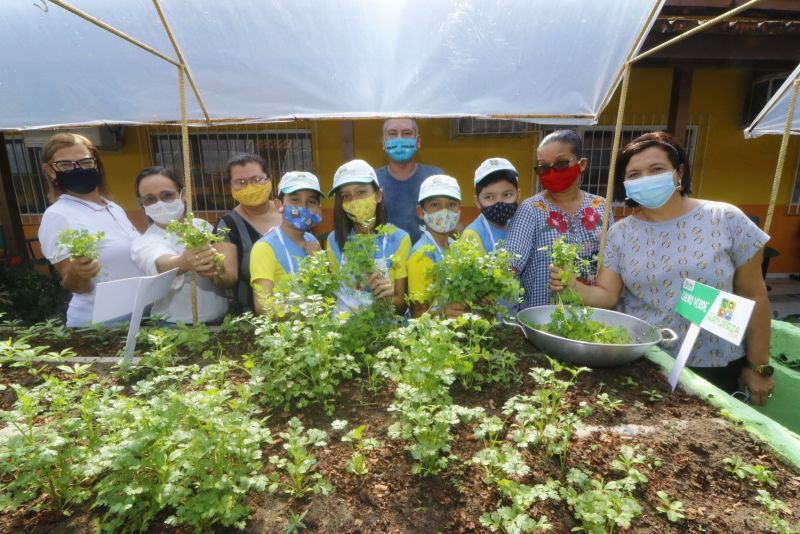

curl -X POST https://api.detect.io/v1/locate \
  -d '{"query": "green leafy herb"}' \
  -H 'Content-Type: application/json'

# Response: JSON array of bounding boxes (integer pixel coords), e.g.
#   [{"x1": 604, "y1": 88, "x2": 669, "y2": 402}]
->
[
  {"x1": 166, "y1": 212, "x2": 228, "y2": 264},
  {"x1": 55, "y1": 226, "x2": 104, "y2": 260}
]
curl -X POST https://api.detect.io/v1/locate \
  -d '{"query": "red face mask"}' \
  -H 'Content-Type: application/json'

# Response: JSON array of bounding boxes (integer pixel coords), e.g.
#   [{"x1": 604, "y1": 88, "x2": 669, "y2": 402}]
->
[{"x1": 540, "y1": 163, "x2": 581, "y2": 193}]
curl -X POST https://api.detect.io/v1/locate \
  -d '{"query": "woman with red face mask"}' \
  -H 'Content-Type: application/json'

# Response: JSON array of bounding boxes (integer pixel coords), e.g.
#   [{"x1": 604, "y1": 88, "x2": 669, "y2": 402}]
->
[{"x1": 505, "y1": 129, "x2": 613, "y2": 309}]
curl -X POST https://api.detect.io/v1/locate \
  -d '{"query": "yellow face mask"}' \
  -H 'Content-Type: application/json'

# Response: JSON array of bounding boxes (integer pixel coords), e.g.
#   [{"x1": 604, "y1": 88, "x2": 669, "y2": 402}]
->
[
  {"x1": 232, "y1": 182, "x2": 271, "y2": 207},
  {"x1": 342, "y1": 194, "x2": 378, "y2": 227}
]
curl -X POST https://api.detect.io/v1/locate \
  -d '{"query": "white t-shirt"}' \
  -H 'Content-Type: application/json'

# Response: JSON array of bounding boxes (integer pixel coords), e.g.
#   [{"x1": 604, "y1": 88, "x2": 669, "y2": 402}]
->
[
  {"x1": 130, "y1": 218, "x2": 228, "y2": 324},
  {"x1": 38, "y1": 194, "x2": 143, "y2": 327}
]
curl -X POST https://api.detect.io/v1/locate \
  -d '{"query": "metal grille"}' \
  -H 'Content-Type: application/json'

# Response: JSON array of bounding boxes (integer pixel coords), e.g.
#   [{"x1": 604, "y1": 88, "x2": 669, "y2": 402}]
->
[
  {"x1": 147, "y1": 121, "x2": 314, "y2": 213},
  {"x1": 538, "y1": 117, "x2": 704, "y2": 216},
  {"x1": 452, "y1": 117, "x2": 538, "y2": 136},
  {"x1": 3, "y1": 136, "x2": 49, "y2": 222}
]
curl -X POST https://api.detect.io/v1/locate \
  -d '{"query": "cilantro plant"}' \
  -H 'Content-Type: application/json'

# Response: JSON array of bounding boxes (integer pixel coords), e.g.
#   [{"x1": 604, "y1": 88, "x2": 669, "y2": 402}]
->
[
  {"x1": 290, "y1": 249, "x2": 343, "y2": 299},
  {"x1": 339, "y1": 224, "x2": 395, "y2": 287},
  {"x1": 54, "y1": 226, "x2": 104, "y2": 260},
  {"x1": 755, "y1": 489, "x2": 799, "y2": 534},
  {"x1": 331, "y1": 420, "x2": 381, "y2": 476},
  {"x1": 166, "y1": 212, "x2": 229, "y2": 264},
  {"x1": 424, "y1": 237, "x2": 522, "y2": 314},
  {"x1": 268, "y1": 417, "x2": 331, "y2": 498},
  {"x1": 479, "y1": 478, "x2": 559, "y2": 534},
  {"x1": 91, "y1": 364, "x2": 271, "y2": 533},
  {"x1": 534, "y1": 237, "x2": 630, "y2": 344},
  {"x1": 248, "y1": 294, "x2": 358, "y2": 414}
]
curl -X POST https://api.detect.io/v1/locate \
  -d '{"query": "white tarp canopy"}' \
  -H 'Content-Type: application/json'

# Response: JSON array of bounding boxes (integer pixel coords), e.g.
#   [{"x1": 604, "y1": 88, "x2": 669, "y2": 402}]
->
[
  {"x1": 745, "y1": 63, "x2": 800, "y2": 138},
  {"x1": 1, "y1": 0, "x2": 663, "y2": 130}
]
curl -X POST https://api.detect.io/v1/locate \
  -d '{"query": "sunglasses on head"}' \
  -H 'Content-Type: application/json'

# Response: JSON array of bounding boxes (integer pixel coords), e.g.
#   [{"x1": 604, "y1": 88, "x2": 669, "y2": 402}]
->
[{"x1": 534, "y1": 159, "x2": 576, "y2": 176}]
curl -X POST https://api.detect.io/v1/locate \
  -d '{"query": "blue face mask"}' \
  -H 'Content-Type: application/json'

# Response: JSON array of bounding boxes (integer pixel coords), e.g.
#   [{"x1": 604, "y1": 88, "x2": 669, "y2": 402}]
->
[
  {"x1": 283, "y1": 205, "x2": 322, "y2": 231},
  {"x1": 624, "y1": 171, "x2": 678, "y2": 209},
  {"x1": 384, "y1": 137, "x2": 418, "y2": 163}
]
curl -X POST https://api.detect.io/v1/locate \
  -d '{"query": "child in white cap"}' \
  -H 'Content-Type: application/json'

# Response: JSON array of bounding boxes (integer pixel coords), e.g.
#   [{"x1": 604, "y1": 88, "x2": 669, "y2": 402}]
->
[
  {"x1": 327, "y1": 159, "x2": 412, "y2": 315},
  {"x1": 461, "y1": 157, "x2": 520, "y2": 253},
  {"x1": 408, "y1": 174, "x2": 463, "y2": 317},
  {"x1": 250, "y1": 171, "x2": 323, "y2": 314}
]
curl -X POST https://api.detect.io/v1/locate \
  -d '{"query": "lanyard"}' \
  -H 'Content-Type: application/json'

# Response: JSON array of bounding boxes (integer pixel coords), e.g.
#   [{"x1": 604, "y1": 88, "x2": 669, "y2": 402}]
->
[
  {"x1": 480, "y1": 214, "x2": 498, "y2": 251},
  {"x1": 423, "y1": 230, "x2": 445, "y2": 258},
  {"x1": 273, "y1": 227, "x2": 298, "y2": 276}
]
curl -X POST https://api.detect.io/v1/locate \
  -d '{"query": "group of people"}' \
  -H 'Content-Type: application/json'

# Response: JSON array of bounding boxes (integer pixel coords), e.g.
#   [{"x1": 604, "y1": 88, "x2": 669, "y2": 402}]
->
[{"x1": 37, "y1": 117, "x2": 774, "y2": 403}]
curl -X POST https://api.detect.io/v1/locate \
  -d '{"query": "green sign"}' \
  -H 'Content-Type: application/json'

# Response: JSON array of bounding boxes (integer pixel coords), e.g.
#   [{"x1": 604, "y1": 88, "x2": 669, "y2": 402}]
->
[{"x1": 675, "y1": 278, "x2": 754, "y2": 346}]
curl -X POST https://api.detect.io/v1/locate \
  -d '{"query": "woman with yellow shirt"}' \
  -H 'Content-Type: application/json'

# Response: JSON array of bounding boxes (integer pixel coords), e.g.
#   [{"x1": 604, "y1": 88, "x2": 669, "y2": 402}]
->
[
  {"x1": 326, "y1": 160, "x2": 411, "y2": 316},
  {"x1": 250, "y1": 172, "x2": 323, "y2": 314}
]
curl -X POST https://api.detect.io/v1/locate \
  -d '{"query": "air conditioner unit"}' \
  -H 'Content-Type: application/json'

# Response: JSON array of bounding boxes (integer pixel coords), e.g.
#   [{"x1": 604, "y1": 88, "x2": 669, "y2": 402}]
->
[{"x1": 22, "y1": 126, "x2": 124, "y2": 152}]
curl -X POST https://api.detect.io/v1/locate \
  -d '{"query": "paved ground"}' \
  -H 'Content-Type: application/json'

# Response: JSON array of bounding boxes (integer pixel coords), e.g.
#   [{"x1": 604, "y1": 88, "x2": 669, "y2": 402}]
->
[{"x1": 767, "y1": 276, "x2": 800, "y2": 323}]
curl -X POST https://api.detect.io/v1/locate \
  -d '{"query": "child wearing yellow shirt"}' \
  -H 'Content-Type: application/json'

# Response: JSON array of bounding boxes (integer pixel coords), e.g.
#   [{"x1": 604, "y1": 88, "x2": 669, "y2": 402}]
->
[
  {"x1": 250, "y1": 172, "x2": 323, "y2": 314},
  {"x1": 326, "y1": 159, "x2": 411, "y2": 315},
  {"x1": 408, "y1": 174, "x2": 463, "y2": 318}
]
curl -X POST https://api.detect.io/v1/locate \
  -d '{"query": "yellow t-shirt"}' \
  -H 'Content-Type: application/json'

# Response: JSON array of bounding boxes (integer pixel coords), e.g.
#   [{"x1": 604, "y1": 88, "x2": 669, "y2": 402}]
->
[
  {"x1": 250, "y1": 241, "x2": 288, "y2": 287},
  {"x1": 459, "y1": 228, "x2": 485, "y2": 254},
  {"x1": 407, "y1": 232, "x2": 451, "y2": 303}
]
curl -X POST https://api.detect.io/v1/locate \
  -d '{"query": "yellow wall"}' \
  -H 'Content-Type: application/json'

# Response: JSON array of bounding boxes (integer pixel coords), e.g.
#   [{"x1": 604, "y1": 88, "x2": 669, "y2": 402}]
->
[{"x1": 58, "y1": 66, "x2": 800, "y2": 271}]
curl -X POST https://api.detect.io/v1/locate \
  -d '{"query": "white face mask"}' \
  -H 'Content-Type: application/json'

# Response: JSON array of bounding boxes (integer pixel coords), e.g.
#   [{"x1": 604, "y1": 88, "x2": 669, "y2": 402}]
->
[
  {"x1": 423, "y1": 208, "x2": 460, "y2": 234},
  {"x1": 145, "y1": 198, "x2": 185, "y2": 225}
]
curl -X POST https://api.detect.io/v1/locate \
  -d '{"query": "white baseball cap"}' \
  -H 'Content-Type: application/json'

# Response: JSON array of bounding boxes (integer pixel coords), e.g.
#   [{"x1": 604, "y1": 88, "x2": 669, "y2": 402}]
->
[
  {"x1": 474, "y1": 157, "x2": 519, "y2": 186},
  {"x1": 418, "y1": 174, "x2": 462, "y2": 203},
  {"x1": 278, "y1": 171, "x2": 322, "y2": 196},
  {"x1": 328, "y1": 159, "x2": 380, "y2": 197}
]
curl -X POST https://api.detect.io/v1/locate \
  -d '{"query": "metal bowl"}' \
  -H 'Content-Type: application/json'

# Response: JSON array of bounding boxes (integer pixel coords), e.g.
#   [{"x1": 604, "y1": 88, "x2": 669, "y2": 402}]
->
[{"x1": 504, "y1": 305, "x2": 677, "y2": 368}]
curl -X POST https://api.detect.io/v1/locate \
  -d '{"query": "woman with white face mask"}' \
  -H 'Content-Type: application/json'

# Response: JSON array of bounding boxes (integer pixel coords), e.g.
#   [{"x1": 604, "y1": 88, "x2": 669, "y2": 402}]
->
[
  {"x1": 550, "y1": 132, "x2": 774, "y2": 405},
  {"x1": 130, "y1": 166, "x2": 232, "y2": 324}
]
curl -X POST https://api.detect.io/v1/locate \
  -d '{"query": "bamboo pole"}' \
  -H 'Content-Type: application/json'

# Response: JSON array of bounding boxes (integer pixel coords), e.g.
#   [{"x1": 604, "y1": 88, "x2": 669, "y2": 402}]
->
[
  {"x1": 763, "y1": 79, "x2": 800, "y2": 235},
  {"x1": 179, "y1": 66, "x2": 199, "y2": 323},
  {"x1": 597, "y1": 62, "x2": 632, "y2": 265},
  {"x1": 47, "y1": 0, "x2": 179, "y2": 67},
  {"x1": 152, "y1": 0, "x2": 211, "y2": 124}
]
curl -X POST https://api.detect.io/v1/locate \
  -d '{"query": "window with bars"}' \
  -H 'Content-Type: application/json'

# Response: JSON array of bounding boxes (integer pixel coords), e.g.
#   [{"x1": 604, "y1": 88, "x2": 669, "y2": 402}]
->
[
  {"x1": 148, "y1": 126, "x2": 313, "y2": 212},
  {"x1": 4, "y1": 137, "x2": 49, "y2": 220},
  {"x1": 451, "y1": 117, "x2": 538, "y2": 136},
  {"x1": 538, "y1": 125, "x2": 698, "y2": 201}
]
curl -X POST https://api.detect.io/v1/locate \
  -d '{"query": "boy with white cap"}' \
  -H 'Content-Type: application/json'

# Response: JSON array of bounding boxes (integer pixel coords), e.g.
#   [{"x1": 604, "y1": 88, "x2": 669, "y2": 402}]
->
[
  {"x1": 327, "y1": 159, "x2": 411, "y2": 315},
  {"x1": 250, "y1": 171, "x2": 323, "y2": 314},
  {"x1": 461, "y1": 157, "x2": 520, "y2": 254},
  {"x1": 408, "y1": 174, "x2": 463, "y2": 317}
]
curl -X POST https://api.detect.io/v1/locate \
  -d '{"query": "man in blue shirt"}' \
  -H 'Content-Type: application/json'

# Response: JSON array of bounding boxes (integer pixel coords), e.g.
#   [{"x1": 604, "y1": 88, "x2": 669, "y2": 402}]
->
[{"x1": 375, "y1": 118, "x2": 443, "y2": 243}]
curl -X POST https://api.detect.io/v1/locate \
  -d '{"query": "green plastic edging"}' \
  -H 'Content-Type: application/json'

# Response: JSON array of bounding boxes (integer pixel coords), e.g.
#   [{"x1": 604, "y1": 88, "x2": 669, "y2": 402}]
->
[
  {"x1": 770, "y1": 319, "x2": 800, "y2": 367},
  {"x1": 645, "y1": 347, "x2": 800, "y2": 471},
  {"x1": 752, "y1": 361, "x2": 800, "y2": 436}
]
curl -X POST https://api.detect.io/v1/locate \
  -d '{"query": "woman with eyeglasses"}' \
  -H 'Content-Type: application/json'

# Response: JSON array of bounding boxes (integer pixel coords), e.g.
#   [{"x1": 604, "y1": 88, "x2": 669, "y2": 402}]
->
[
  {"x1": 550, "y1": 132, "x2": 774, "y2": 404},
  {"x1": 130, "y1": 166, "x2": 232, "y2": 324},
  {"x1": 213, "y1": 153, "x2": 283, "y2": 313},
  {"x1": 505, "y1": 129, "x2": 613, "y2": 309},
  {"x1": 37, "y1": 133, "x2": 143, "y2": 327}
]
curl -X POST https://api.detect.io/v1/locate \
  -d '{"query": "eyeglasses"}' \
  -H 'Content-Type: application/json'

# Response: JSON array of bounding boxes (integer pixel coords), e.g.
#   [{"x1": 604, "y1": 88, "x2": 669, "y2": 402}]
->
[
  {"x1": 140, "y1": 189, "x2": 180, "y2": 207},
  {"x1": 50, "y1": 157, "x2": 97, "y2": 172},
  {"x1": 231, "y1": 175, "x2": 269, "y2": 189},
  {"x1": 534, "y1": 159, "x2": 575, "y2": 176}
]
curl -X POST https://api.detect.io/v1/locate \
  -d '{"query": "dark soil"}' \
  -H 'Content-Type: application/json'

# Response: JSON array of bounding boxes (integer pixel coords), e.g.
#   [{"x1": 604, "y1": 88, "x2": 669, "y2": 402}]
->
[{"x1": 1, "y1": 326, "x2": 798, "y2": 534}]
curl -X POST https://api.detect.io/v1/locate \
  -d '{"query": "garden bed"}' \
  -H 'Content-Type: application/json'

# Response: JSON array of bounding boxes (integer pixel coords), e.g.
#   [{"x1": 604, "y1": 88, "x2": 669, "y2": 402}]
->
[{"x1": 1, "y1": 313, "x2": 799, "y2": 534}]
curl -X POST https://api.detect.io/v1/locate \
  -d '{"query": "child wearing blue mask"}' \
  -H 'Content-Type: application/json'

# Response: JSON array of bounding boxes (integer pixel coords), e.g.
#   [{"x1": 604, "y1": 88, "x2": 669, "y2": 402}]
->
[
  {"x1": 250, "y1": 171, "x2": 323, "y2": 314},
  {"x1": 550, "y1": 131, "x2": 774, "y2": 404}
]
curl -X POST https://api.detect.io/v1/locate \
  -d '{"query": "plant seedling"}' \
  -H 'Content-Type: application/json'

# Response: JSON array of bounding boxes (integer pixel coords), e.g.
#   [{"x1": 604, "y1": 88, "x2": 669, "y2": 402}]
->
[{"x1": 656, "y1": 490, "x2": 686, "y2": 522}]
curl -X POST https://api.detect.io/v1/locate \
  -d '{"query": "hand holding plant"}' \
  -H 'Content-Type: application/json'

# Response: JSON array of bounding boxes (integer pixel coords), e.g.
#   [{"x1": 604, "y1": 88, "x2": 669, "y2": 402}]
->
[
  {"x1": 55, "y1": 227, "x2": 104, "y2": 279},
  {"x1": 166, "y1": 212, "x2": 228, "y2": 267}
]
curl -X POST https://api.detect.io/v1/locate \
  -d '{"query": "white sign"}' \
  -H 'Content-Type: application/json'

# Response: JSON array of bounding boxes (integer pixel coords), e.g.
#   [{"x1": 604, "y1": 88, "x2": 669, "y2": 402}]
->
[
  {"x1": 92, "y1": 269, "x2": 178, "y2": 361},
  {"x1": 668, "y1": 279, "x2": 756, "y2": 391}
]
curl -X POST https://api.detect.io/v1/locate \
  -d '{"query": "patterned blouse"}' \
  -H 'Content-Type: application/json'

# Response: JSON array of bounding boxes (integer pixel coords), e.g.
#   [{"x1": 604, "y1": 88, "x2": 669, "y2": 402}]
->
[
  {"x1": 604, "y1": 201, "x2": 768, "y2": 367},
  {"x1": 505, "y1": 192, "x2": 612, "y2": 309}
]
